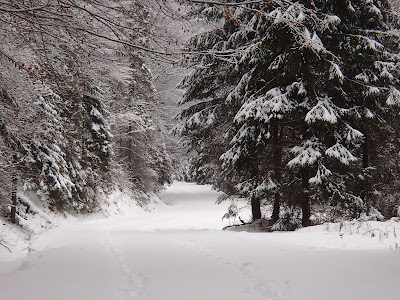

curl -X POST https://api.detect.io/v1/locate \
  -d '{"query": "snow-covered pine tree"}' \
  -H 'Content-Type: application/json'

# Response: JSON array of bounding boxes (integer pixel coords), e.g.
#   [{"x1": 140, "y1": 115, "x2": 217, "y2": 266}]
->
[
  {"x1": 215, "y1": 1, "x2": 364, "y2": 227},
  {"x1": 178, "y1": 1, "x2": 346, "y2": 224},
  {"x1": 29, "y1": 89, "x2": 75, "y2": 211},
  {"x1": 68, "y1": 90, "x2": 113, "y2": 211},
  {"x1": 317, "y1": 0, "x2": 400, "y2": 218},
  {"x1": 0, "y1": 88, "x2": 32, "y2": 221},
  {"x1": 176, "y1": 4, "x2": 250, "y2": 214},
  {"x1": 0, "y1": 30, "x2": 114, "y2": 214},
  {"x1": 35, "y1": 39, "x2": 114, "y2": 211},
  {"x1": 179, "y1": 0, "x2": 400, "y2": 226}
]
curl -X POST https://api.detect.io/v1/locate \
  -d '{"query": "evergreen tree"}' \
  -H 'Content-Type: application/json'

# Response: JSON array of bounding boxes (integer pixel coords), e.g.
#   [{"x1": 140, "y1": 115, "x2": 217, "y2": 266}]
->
[
  {"x1": 179, "y1": 0, "x2": 400, "y2": 226},
  {"x1": 319, "y1": 0, "x2": 400, "y2": 217}
]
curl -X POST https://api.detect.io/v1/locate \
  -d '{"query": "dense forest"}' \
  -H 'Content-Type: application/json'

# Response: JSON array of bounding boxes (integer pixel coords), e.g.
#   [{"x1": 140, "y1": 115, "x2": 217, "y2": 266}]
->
[
  {"x1": 0, "y1": 0, "x2": 178, "y2": 223},
  {"x1": 1, "y1": 0, "x2": 400, "y2": 231}
]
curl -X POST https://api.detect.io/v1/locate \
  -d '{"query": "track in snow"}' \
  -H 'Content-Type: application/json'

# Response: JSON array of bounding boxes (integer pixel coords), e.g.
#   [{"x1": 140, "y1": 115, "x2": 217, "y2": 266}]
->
[{"x1": 0, "y1": 182, "x2": 399, "y2": 300}]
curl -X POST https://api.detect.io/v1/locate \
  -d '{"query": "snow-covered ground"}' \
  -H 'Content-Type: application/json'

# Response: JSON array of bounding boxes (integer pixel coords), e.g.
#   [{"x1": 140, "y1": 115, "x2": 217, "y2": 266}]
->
[{"x1": 0, "y1": 181, "x2": 400, "y2": 300}]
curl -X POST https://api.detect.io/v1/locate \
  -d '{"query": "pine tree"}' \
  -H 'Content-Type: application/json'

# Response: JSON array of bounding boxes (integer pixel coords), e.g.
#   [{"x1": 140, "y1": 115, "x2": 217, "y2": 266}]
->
[
  {"x1": 318, "y1": 0, "x2": 400, "y2": 217},
  {"x1": 179, "y1": 0, "x2": 400, "y2": 226},
  {"x1": 177, "y1": 10, "x2": 246, "y2": 213}
]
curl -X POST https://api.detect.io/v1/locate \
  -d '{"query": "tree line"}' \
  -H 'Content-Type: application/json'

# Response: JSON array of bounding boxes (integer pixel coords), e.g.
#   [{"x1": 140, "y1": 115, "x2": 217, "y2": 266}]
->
[{"x1": 2, "y1": 0, "x2": 400, "y2": 229}]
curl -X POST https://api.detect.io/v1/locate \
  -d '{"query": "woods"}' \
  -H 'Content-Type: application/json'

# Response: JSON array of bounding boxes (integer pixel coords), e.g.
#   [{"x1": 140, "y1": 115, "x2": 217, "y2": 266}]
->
[
  {"x1": 1, "y1": 0, "x2": 400, "y2": 230},
  {"x1": 2, "y1": 3, "x2": 400, "y2": 299},
  {"x1": 0, "y1": 0, "x2": 174, "y2": 221},
  {"x1": 178, "y1": 0, "x2": 400, "y2": 228}
]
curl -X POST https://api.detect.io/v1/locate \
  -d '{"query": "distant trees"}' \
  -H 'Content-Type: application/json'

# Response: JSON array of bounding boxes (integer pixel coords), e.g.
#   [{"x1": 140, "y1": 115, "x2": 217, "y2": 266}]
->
[
  {"x1": 109, "y1": 55, "x2": 173, "y2": 195},
  {"x1": 0, "y1": 0, "x2": 175, "y2": 221},
  {"x1": 178, "y1": 0, "x2": 400, "y2": 226}
]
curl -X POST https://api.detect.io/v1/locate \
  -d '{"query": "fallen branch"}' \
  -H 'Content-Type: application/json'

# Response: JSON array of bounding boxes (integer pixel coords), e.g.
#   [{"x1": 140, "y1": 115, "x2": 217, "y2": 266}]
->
[{"x1": 0, "y1": 241, "x2": 12, "y2": 253}]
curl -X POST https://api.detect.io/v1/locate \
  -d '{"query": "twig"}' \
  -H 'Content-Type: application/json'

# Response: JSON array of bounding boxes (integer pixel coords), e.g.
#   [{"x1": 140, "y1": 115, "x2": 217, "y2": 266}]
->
[{"x1": 0, "y1": 241, "x2": 12, "y2": 253}]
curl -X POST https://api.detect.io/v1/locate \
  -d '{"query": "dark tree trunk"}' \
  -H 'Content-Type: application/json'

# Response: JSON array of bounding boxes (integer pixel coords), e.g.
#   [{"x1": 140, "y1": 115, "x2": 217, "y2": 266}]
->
[
  {"x1": 299, "y1": 123, "x2": 311, "y2": 227},
  {"x1": 301, "y1": 194, "x2": 311, "y2": 227},
  {"x1": 301, "y1": 171, "x2": 311, "y2": 227},
  {"x1": 250, "y1": 156, "x2": 262, "y2": 221},
  {"x1": 271, "y1": 121, "x2": 282, "y2": 223},
  {"x1": 362, "y1": 138, "x2": 369, "y2": 169},
  {"x1": 362, "y1": 135, "x2": 370, "y2": 215},
  {"x1": 271, "y1": 193, "x2": 280, "y2": 223},
  {"x1": 251, "y1": 194, "x2": 261, "y2": 221}
]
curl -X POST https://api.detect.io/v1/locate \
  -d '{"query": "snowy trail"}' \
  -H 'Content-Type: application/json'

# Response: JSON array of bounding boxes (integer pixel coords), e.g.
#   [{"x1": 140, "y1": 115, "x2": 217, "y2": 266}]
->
[{"x1": 0, "y1": 182, "x2": 400, "y2": 300}]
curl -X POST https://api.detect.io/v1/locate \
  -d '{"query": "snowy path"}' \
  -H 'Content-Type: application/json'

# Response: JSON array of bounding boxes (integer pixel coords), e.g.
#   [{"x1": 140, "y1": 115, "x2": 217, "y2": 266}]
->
[{"x1": 1, "y1": 182, "x2": 400, "y2": 300}]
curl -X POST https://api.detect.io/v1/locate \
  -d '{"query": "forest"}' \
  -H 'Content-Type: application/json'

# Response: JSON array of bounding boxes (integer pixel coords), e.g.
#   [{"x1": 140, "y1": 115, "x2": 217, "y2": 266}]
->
[
  {"x1": 1, "y1": 1, "x2": 400, "y2": 299},
  {"x1": 1, "y1": 0, "x2": 400, "y2": 231}
]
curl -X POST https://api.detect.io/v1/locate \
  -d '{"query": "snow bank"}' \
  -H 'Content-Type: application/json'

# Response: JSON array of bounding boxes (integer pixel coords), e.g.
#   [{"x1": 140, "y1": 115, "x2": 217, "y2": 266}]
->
[
  {"x1": 1, "y1": 187, "x2": 160, "y2": 261},
  {"x1": 294, "y1": 218, "x2": 400, "y2": 250},
  {"x1": 228, "y1": 218, "x2": 400, "y2": 250},
  {"x1": 0, "y1": 221, "x2": 30, "y2": 261},
  {"x1": 99, "y1": 189, "x2": 163, "y2": 217}
]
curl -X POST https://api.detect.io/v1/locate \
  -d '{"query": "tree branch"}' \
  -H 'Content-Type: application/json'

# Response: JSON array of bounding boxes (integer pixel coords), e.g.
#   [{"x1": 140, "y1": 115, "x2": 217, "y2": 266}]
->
[
  {"x1": 0, "y1": 2, "x2": 49, "y2": 13},
  {"x1": 0, "y1": 241, "x2": 12, "y2": 253}
]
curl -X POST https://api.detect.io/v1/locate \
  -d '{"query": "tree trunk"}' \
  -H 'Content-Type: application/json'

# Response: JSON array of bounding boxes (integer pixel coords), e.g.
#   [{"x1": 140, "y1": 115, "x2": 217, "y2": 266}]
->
[
  {"x1": 301, "y1": 172, "x2": 311, "y2": 227},
  {"x1": 10, "y1": 170, "x2": 17, "y2": 224},
  {"x1": 251, "y1": 194, "x2": 261, "y2": 221},
  {"x1": 271, "y1": 121, "x2": 282, "y2": 223},
  {"x1": 301, "y1": 194, "x2": 310, "y2": 227},
  {"x1": 362, "y1": 136, "x2": 370, "y2": 215},
  {"x1": 362, "y1": 138, "x2": 369, "y2": 169},
  {"x1": 250, "y1": 156, "x2": 262, "y2": 221},
  {"x1": 271, "y1": 193, "x2": 280, "y2": 224},
  {"x1": 299, "y1": 123, "x2": 311, "y2": 227},
  {"x1": 128, "y1": 123, "x2": 132, "y2": 164}
]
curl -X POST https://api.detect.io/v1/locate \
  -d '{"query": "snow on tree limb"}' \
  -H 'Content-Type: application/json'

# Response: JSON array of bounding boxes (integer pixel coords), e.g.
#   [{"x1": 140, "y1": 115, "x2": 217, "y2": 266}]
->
[
  {"x1": 305, "y1": 98, "x2": 338, "y2": 124},
  {"x1": 329, "y1": 61, "x2": 344, "y2": 83},
  {"x1": 325, "y1": 143, "x2": 357, "y2": 165},
  {"x1": 345, "y1": 124, "x2": 364, "y2": 144},
  {"x1": 309, "y1": 164, "x2": 332, "y2": 185},
  {"x1": 287, "y1": 140, "x2": 322, "y2": 167},
  {"x1": 386, "y1": 86, "x2": 400, "y2": 106}
]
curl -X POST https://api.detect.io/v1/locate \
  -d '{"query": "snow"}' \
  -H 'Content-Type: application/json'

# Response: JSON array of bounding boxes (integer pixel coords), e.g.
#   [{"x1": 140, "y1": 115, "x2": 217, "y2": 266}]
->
[
  {"x1": 268, "y1": 54, "x2": 288, "y2": 71},
  {"x1": 329, "y1": 62, "x2": 344, "y2": 83},
  {"x1": 325, "y1": 142, "x2": 357, "y2": 165},
  {"x1": 375, "y1": 61, "x2": 395, "y2": 80},
  {"x1": 363, "y1": 36, "x2": 383, "y2": 51},
  {"x1": 0, "y1": 182, "x2": 400, "y2": 299},
  {"x1": 17, "y1": 193, "x2": 53, "y2": 224},
  {"x1": 345, "y1": 124, "x2": 363, "y2": 144},
  {"x1": 368, "y1": 3, "x2": 382, "y2": 17},
  {"x1": 386, "y1": 86, "x2": 400, "y2": 106},
  {"x1": 302, "y1": 28, "x2": 325, "y2": 53},
  {"x1": 234, "y1": 85, "x2": 295, "y2": 124},
  {"x1": 355, "y1": 71, "x2": 370, "y2": 83},
  {"x1": 287, "y1": 139, "x2": 322, "y2": 167},
  {"x1": 305, "y1": 98, "x2": 338, "y2": 124},
  {"x1": 324, "y1": 15, "x2": 341, "y2": 28},
  {"x1": 0, "y1": 222, "x2": 29, "y2": 261},
  {"x1": 309, "y1": 164, "x2": 332, "y2": 185}
]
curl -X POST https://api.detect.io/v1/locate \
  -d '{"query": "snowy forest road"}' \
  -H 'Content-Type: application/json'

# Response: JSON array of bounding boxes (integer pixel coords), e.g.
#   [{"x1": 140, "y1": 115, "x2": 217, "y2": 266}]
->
[{"x1": 0, "y1": 182, "x2": 400, "y2": 300}]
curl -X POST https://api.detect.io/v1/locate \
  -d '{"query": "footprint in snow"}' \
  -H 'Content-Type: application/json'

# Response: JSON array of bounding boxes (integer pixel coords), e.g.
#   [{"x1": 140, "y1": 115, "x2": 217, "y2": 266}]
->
[{"x1": 103, "y1": 230, "x2": 146, "y2": 298}]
